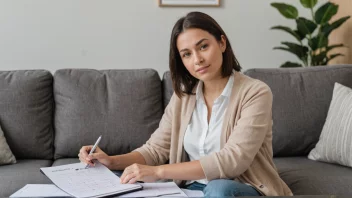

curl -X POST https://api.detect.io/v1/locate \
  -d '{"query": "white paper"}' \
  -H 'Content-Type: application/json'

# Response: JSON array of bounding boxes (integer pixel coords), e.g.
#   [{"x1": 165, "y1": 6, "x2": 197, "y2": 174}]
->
[
  {"x1": 119, "y1": 182, "x2": 187, "y2": 197},
  {"x1": 10, "y1": 183, "x2": 204, "y2": 198},
  {"x1": 10, "y1": 184, "x2": 72, "y2": 197},
  {"x1": 40, "y1": 162, "x2": 141, "y2": 198},
  {"x1": 181, "y1": 188, "x2": 204, "y2": 197}
]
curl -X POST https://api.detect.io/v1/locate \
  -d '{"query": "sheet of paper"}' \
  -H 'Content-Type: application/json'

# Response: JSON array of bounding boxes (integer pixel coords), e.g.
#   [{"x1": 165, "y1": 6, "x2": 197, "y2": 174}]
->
[
  {"x1": 119, "y1": 182, "x2": 187, "y2": 197},
  {"x1": 9, "y1": 184, "x2": 201, "y2": 198},
  {"x1": 180, "y1": 188, "x2": 204, "y2": 197},
  {"x1": 10, "y1": 184, "x2": 72, "y2": 197},
  {"x1": 40, "y1": 162, "x2": 141, "y2": 198}
]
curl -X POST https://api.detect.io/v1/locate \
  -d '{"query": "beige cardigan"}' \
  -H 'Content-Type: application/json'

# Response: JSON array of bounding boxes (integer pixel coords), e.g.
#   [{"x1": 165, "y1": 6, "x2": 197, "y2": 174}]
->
[{"x1": 135, "y1": 71, "x2": 293, "y2": 196}]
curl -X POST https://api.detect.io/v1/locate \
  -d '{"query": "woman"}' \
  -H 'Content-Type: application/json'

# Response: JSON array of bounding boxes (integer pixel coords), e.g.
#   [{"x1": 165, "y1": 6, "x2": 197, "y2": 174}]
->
[{"x1": 79, "y1": 11, "x2": 292, "y2": 197}]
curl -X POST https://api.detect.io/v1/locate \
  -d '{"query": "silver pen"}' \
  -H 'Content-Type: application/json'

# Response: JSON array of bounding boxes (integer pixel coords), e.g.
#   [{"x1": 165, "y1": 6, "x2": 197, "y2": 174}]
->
[{"x1": 85, "y1": 135, "x2": 102, "y2": 169}]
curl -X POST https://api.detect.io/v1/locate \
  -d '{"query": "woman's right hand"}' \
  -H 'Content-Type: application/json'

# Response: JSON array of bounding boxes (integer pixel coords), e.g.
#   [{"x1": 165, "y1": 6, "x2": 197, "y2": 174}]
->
[{"x1": 78, "y1": 146, "x2": 113, "y2": 169}]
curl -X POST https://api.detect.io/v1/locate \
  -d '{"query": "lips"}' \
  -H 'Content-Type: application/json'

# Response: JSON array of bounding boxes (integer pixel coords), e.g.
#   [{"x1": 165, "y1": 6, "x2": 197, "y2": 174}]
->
[{"x1": 196, "y1": 65, "x2": 210, "y2": 72}]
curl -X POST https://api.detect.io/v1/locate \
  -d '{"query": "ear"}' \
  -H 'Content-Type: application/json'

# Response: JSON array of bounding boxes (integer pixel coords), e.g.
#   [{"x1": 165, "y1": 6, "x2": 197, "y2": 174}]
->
[{"x1": 220, "y1": 35, "x2": 227, "y2": 53}]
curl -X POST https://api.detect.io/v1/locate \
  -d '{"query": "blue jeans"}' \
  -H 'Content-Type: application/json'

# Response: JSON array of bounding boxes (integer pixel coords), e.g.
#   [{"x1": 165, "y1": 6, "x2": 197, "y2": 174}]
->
[{"x1": 185, "y1": 180, "x2": 261, "y2": 197}]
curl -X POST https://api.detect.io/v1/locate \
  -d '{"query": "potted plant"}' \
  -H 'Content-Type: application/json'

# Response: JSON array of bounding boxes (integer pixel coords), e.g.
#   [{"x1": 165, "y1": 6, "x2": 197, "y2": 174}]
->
[{"x1": 271, "y1": 0, "x2": 350, "y2": 67}]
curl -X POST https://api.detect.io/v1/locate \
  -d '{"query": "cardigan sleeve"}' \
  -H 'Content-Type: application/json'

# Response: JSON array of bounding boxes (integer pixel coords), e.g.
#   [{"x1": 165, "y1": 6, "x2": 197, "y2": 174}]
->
[
  {"x1": 134, "y1": 93, "x2": 176, "y2": 166},
  {"x1": 199, "y1": 80, "x2": 273, "y2": 180}
]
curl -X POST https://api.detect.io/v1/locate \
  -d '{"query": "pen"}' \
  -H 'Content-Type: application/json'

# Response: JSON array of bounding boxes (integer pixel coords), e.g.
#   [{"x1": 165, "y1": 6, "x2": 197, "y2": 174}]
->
[{"x1": 85, "y1": 135, "x2": 102, "y2": 169}]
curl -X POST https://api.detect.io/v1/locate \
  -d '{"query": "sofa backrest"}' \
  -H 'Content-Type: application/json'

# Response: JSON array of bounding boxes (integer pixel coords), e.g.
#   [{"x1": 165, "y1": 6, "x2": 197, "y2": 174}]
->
[
  {"x1": 53, "y1": 69, "x2": 163, "y2": 159},
  {"x1": 0, "y1": 70, "x2": 54, "y2": 159},
  {"x1": 245, "y1": 65, "x2": 352, "y2": 156}
]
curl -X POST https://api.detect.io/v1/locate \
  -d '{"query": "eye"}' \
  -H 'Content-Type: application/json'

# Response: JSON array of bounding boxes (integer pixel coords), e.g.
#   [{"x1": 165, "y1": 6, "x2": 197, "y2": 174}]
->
[
  {"x1": 182, "y1": 52, "x2": 191, "y2": 58},
  {"x1": 200, "y1": 44, "x2": 208, "y2": 50}
]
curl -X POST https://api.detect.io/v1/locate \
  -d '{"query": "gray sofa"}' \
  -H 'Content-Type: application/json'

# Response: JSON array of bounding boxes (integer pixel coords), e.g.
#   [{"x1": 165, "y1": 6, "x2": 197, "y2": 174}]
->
[{"x1": 1, "y1": 65, "x2": 352, "y2": 197}]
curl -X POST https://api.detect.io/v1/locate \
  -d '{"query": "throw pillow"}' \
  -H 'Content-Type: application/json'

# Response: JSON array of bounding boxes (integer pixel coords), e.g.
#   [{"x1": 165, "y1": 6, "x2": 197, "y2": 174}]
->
[
  {"x1": 308, "y1": 82, "x2": 352, "y2": 167},
  {"x1": 0, "y1": 124, "x2": 16, "y2": 165}
]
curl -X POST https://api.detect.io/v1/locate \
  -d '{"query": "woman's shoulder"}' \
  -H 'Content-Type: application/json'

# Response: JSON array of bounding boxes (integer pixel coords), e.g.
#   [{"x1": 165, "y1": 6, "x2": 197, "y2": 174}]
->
[{"x1": 234, "y1": 71, "x2": 272, "y2": 95}]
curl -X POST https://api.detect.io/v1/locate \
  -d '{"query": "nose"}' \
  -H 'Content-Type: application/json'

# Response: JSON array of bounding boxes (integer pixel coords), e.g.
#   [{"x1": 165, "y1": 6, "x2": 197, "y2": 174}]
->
[{"x1": 194, "y1": 53, "x2": 205, "y2": 66}]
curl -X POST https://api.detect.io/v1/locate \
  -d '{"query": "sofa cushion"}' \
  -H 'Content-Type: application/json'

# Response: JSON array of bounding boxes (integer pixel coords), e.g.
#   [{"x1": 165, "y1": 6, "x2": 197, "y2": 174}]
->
[
  {"x1": 244, "y1": 65, "x2": 352, "y2": 156},
  {"x1": 308, "y1": 83, "x2": 352, "y2": 168},
  {"x1": 52, "y1": 158, "x2": 80, "y2": 166},
  {"x1": 0, "y1": 159, "x2": 53, "y2": 197},
  {"x1": 54, "y1": 69, "x2": 163, "y2": 159},
  {"x1": 0, "y1": 124, "x2": 16, "y2": 165},
  {"x1": 0, "y1": 70, "x2": 54, "y2": 159},
  {"x1": 274, "y1": 157, "x2": 352, "y2": 195}
]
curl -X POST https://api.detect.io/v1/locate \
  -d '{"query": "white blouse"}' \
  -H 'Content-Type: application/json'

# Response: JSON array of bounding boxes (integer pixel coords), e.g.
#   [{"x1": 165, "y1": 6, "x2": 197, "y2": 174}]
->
[{"x1": 183, "y1": 72, "x2": 234, "y2": 184}]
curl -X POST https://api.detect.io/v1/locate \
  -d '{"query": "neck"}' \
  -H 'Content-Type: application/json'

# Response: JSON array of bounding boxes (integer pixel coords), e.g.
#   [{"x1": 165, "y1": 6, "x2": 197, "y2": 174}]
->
[{"x1": 203, "y1": 75, "x2": 230, "y2": 99}]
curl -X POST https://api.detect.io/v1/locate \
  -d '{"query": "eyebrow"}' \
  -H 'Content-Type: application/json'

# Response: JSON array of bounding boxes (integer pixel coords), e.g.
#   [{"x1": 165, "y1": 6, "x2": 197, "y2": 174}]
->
[{"x1": 179, "y1": 38, "x2": 208, "y2": 53}]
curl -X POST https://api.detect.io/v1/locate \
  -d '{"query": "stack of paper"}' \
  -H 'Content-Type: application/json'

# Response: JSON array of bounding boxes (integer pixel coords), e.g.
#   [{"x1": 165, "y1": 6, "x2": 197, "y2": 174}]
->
[
  {"x1": 10, "y1": 183, "x2": 205, "y2": 198},
  {"x1": 10, "y1": 184, "x2": 72, "y2": 197},
  {"x1": 119, "y1": 182, "x2": 187, "y2": 197},
  {"x1": 39, "y1": 162, "x2": 142, "y2": 198}
]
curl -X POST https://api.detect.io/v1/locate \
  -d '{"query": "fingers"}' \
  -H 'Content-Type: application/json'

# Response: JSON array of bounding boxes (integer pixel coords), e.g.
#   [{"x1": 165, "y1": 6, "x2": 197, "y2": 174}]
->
[
  {"x1": 128, "y1": 177, "x2": 137, "y2": 184},
  {"x1": 95, "y1": 146, "x2": 102, "y2": 152},
  {"x1": 79, "y1": 155, "x2": 94, "y2": 166},
  {"x1": 121, "y1": 169, "x2": 138, "y2": 184},
  {"x1": 79, "y1": 146, "x2": 93, "y2": 159},
  {"x1": 121, "y1": 164, "x2": 144, "y2": 184},
  {"x1": 120, "y1": 168, "x2": 129, "y2": 183},
  {"x1": 78, "y1": 153, "x2": 94, "y2": 166},
  {"x1": 78, "y1": 146, "x2": 94, "y2": 165}
]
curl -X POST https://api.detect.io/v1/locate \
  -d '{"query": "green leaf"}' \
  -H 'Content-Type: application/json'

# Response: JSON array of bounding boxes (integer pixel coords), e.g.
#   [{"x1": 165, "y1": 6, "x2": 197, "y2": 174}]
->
[
  {"x1": 308, "y1": 33, "x2": 328, "y2": 51},
  {"x1": 280, "y1": 61, "x2": 303, "y2": 68},
  {"x1": 300, "y1": 0, "x2": 318, "y2": 8},
  {"x1": 315, "y1": 2, "x2": 338, "y2": 24},
  {"x1": 327, "y1": 53, "x2": 344, "y2": 62},
  {"x1": 296, "y1": 17, "x2": 317, "y2": 36},
  {"x1": 326, "y1": 44, "x2": 345, "y2": 53},
  {"x1": 274, "y1": 42, "x2": 308, "y2": 61},
  {"x1": 271, "y1": 3, "x2": 298, "y2": 19},
  {"x1": 294, "y1": 30, "x2": 305, "y2": 40},
  {"x1": 271, "y1": 26, "x2": 304, "y2": 41},
  {"x1": 311, "y1": 52, "x2": 327, "y2": 65},
  {"x1": 321, "y1": 16, "x2": 351, "y2": 36},
  {"x1": 311, "y1": 44, "x2": 346, "y2": 65}
]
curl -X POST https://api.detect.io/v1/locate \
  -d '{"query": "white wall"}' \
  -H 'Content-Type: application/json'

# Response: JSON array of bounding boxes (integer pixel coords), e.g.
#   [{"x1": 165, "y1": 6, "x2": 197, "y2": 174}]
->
[{"x1": 0, "y1": 0, "x2": 328, "y2": 76}]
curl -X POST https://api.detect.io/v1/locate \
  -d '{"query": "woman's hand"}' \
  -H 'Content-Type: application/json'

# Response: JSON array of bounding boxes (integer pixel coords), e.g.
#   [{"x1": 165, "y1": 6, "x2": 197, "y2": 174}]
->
[
  {"x1": 78, "y1": 146, "x2": 113, "y2": 169},
  {"x1": 120, "y1": 164, "x2": 163, "y2": 184}
]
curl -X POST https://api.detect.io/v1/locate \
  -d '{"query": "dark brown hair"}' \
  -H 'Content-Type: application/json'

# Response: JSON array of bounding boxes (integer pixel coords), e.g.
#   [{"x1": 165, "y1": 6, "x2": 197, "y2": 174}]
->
[{"x1": 169, "y1": 11, "x2": 241, "y2": 98}]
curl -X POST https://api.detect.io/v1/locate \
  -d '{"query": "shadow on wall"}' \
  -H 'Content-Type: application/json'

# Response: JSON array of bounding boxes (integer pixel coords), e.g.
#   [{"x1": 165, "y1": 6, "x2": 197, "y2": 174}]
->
[{"x1": 329, "y1": 0, "x2": 352, "y2": 64}]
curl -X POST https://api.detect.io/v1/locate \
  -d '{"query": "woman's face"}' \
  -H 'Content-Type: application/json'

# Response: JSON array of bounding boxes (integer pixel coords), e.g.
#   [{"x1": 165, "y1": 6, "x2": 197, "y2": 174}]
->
[{"x1": 176, "y1": 28, "x2": 226, "y2": 82}]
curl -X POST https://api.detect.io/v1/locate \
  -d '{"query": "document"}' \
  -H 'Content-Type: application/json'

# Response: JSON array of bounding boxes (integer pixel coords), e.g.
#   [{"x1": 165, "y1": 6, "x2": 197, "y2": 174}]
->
[
  {"x1": 10, "y1": 184, "x2": 72, "y2": 197},
  {"x1": 40, "y1": 162, "x2": 142, "y2": 198},
  {"x1": 180, "y1": 188, "x2": 204, "y2": 197},
  {"x1": 10, "y1": 183, "x2": 201, "y2": 198},
  {"x1": 11, "y1": 162, "x2": 202, "y2": 198},
  {"x1": 119, "y1": 182, "x2": 187, "y2": 197}
]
